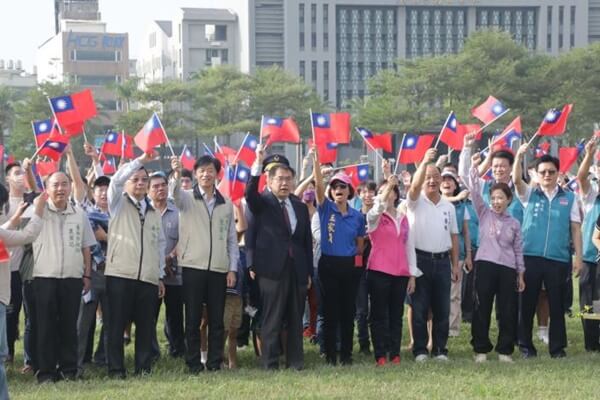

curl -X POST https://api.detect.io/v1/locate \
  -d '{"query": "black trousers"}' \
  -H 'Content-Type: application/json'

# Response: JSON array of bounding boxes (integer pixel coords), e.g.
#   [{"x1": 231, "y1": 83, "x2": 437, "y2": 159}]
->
[
  {"x1": 164, "y1": 284, "x2": 185, "y2": 356},
  {"x1": 470, "y1": 261, "x2": 518, "y2": 355},
  {"x1": 355, "y1": 268, "x2": 370, "y2": 350},
  {"x1": 182, "y1": 268, "x2": 226, "y2": 371},
  {"x1": 22, "y1": 280, "x2": 36, "y2": 370},
  {"x1": 579, "y1": 261, "x2": 600, "y2": 351},
  {"x1": 318, "y1": 255, "x2": 360, "y2": 365},
  {"x1": 7, "y1": 271, "x2": 23, "y2": 358},
  {"x1": 367, "y1": 270, "x2": 408, "y2": 360},
  {"x1": 518, "y1": 256, "x2": 569, "y2": 356},
  {"x1": 33, "y1": 277, "x2": 82, "y2": 382},
  {"x1": 106, "y1": 277, "x2": 158, "y2": 376},
  {"x1": 258, "y1": 257, "x2": 306, "y2": 370}
]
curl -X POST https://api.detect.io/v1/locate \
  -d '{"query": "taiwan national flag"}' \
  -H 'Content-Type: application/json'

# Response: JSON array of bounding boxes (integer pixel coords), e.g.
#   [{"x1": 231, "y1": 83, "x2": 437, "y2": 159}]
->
[
  {"x1": 312, "y1": 112, "x2": 351, "y2": 144},
  {"x1": 558, "y1": 141, "x2": 585, "y2": 173},
  {"x1": 461, "y1": 124, "x2": 483, "y2": 140},
  {"x1": 438, "y1": 112, "x2": 465, "y2": 151},
  {"x1": 397, "y1": 134, "x2": 436, "y2": 165},
  {"x1": 135, "y1": 113, "x2": 168, "y2": 153},
  {"x1": 35, "y1": 160, "x2": 59, "y2": 177},
  {"x1": 356, "y1": 127, "x2": 393, "y2": 153},
  {"x1": 567, "y1": 179, "x2": 580, "y2": 193},
  {"x1": 32, "y1": 119, "x2": 56, "y2": 148},
  {"x1": 49, "y1": 89, "x2": 97, "y2": 127},
  {"x1": 102, "y1": 158, "x2": 117, "y2": 175},
  {"x1": 471, "y1": 96, "x2": 507, "y2": 125},
  {"x1": 492, "y1": 117, "x2": 522, "y2": 151},
  {"x1": 102, "y1": 131, "x2": 135, "y2": 159},
  {"x1": 218, "y1": 164, "x2": 251, "y2": 203},
  {"x1": 344, "y1": 164, "x2": 370, "y2": 187},
  {"x1": 535, "y1": 141, "x2": 551, "y2": 158},
  {"x1": 237, "y1": 134, "x2": 258, "y2": 165},
  {"x1": 180, "y1": 145, "x2": 196, "y2": 171},
  {"x1": 1, "y1": 146, "x2": 15, "y2": 165},
  {"x1": 262, "y1": 116, "x2": 300, "y2": 145},
  {"x1": 214, "y1": 142, "x2": 237, "y2": 166},
  {"x1": 309, "y1": 138, "x2": 338, "y2": 164},
  {"x1": 38, "y1": 134, "x2": 70, "y2": 161},
  {"x1": 538, "y1": 104, "x2": 573, "y2": 136}
]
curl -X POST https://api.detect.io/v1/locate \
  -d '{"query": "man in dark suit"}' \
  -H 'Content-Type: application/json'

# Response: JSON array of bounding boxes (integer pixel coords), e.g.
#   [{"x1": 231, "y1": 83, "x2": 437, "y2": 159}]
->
[{"x1": 245, "y1": 146, "x2": 313, "y2": 370}]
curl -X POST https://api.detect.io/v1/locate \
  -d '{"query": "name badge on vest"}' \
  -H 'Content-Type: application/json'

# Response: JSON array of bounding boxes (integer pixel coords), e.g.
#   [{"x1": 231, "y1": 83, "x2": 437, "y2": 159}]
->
[{"x1": 559, "y1": 197, "x2": 569, "y2": 206}]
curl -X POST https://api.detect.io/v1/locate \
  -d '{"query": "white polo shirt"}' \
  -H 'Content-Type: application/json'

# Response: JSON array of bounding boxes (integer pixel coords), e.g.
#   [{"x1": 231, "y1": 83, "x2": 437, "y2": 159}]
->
[{"x1": 406, "y1": 192, "x2": 459, "y2": 253}]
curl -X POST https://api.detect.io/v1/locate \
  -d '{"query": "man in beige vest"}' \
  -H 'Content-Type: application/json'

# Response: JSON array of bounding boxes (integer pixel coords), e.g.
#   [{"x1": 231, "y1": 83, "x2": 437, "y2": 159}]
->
[
  {"x1": 32, "y1": 172, "x2": 96, "y2": 383},
  {"x1": 105, "y1": 151, "x2": 166, "y2": 378},
  {"x1": 170, "y1": 155, "x2": 238, "y2": 373}
]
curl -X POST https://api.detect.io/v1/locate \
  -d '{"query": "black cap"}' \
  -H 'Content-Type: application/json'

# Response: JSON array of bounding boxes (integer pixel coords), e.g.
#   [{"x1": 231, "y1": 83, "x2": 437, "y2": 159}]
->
[
  {"x1": 93, "y1": 176, "x2": 111, "y2": 188},
  {"x1": 262, "y1": 154, "x2": 290, "y2": 173}
]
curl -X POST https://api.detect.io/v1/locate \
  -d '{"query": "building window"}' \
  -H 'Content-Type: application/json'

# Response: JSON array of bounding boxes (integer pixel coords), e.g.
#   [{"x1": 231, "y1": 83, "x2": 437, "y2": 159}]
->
[
  {"x1": 312, "y1": 33, "x2": 317, "y2": 49},
  {"x1": 299, "y1": 4, "x2": 305, "y2": 50},
  {"x1": 149, "y1": 32, "x2": 156, "y2": 48},
  {"x1": 221, "y1": 49, "x2": 228, "y2": 64},
  {"x1": 311, "y1": 61, "x2": 317, "y2": 88},
  {"x1": 115, "y1": 50, "x2": 122, "y2": 62},
  {"x1": 115, "y1": 75, "x2": 122, "y2": 84},
  {"x1": 70, "y1": 49, "x2": 76, "y2": 61},
  {"x1": 558, "y1": 6, "x2": 564, "y2": 49},
  {"x1": 547, "y1": 6, "x2": 552, "y2": 51},
  {"x1": 311, "y1": 4, "x2": 317, "y2": 50},
  {"x1": 476, "y1": 7, "x2": 537, "y2": 51},
  {"x1": 323, "y1": 4, "x2": 329, "y2": 50},
  {"x1": 323, "y1": 32, "x2": 329, "y2": 50},
  {"x1": 78, "y1": 75, "x2": 119, "y2": 86},
  {"x1": 570, "y1": 6, "x2": 576, "y2": 48},
  {"x1": 299, "y1": 61, "x2": 305, "y2": 80},
  {"x1": 71, "y1": 50, "x2": 120, "y2": 62},
  {"x1": 205, "y1": 24, "x2": 227, "y2": 41}
]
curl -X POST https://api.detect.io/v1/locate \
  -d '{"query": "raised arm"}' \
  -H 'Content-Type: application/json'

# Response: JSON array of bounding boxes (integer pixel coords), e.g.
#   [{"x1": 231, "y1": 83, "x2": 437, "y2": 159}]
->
[
  {"x1": 458, "y1": 133, "x2": 476, "y2": 185},
  {"x1": 245, "y1": 143, "x2": 266, "y2": 214},
  {"x1": 65, "y1": 145, "x2": 86, "y2": 204},
  {"x1": 313, "y1": 146, "x2": 326, "y2": 206},
  {"x1": 408, "y1": 148, "x2": 437, "y2": 202},
  {"x1": 108, "y1": 151, "x2": 154, "y2": 214},
  {"x1": 168, "y1": 156, "x2": 193, "y2": 212},
  {"x1": 512, "y1": 143, "x2": 529, "y2": 199},
  {"x1": 22, "y1": 158, "x2": 39, "y2": 194},
  {"x1": 577, "y1": 138, "x2": 597, "y2": 196},
  {"x1": 367, "y1": 175, "x2": 398, "y2": 231}
]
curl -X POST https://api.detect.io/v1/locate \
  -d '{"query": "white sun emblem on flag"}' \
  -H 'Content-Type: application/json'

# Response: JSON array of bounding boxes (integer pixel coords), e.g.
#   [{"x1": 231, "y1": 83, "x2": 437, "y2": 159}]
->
[
  {"x1": 545, "y1": 110, "x2": 557, "y2": 121},
  {"x1": 48, "y1": 142, "x2": 60, "y2": 149},
  {"x1": 359, "y1": 168, "x2": 368, "y2": 177},
  {"x1": 39, "y1": 123, "x2": 48, "y2": 131},
  {"x1": 185, "y1": 150, "x2": 191, "y2": 157},
  {"x1": 493, "y1": 104, "x2": 503, "y2": 114},
  {"x1": 450, "y1": 119, "x2": 457, "y2": 129},
  {"x1": 249, "y1": 139, "x2": 257, "y2": 149},
  {"x1": 317, "y1": 116, "x2": 327, "y2": 126},
  {"x1": 56, "y1": 99, "x2": 68, "y2": 110},
  {"x1": 238, "y1": 170, "x2": 247, "y2": 180},
  {"x1": 360, "y1": 129, "x2": 368, "y2": 137},
  {"x1": 145, "y1": 120, "x2": 154, "y2": 131},
  {"x1": 267, "y1": 118, "x2": 277, "y2": 124},
  {"x1": 406, "y1": 137, "x2": 415, "y2": 147},
  {"x1": 108, "y1": 133, "x2": 115, "y2": 141}
]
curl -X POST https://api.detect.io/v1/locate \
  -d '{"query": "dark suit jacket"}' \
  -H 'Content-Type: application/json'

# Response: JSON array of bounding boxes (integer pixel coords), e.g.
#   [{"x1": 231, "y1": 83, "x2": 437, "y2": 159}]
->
[{"x1": 244, "y1": 175, "x2": 313, "y2": 284}]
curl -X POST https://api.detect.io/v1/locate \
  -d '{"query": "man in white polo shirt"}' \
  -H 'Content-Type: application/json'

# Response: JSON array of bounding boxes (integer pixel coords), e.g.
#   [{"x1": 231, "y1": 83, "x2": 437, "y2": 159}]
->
[{"x1": 407, "y1": 148, "x2": 460, "y2": 362}]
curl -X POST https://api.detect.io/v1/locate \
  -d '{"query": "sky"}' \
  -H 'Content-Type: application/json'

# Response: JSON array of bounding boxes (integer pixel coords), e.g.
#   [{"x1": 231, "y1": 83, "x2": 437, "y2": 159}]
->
[{"x1": 0, "y1": 0, "x2": 211, "y2": 73}]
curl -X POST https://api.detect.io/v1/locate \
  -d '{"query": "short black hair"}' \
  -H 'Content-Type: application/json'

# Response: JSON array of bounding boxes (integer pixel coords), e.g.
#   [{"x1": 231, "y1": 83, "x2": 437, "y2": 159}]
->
[
  {"x1": 491, "y1": 150, "x2": 515, "y2": 166},
  {"x1": 489, "y1": 182, "x2": 513, "y2": 201},
  {"x1": 362, "y1": 180, "x2": 377, "y2": 193},
  {"x1": 149, "y1": 171, "x2": 168, "y2": 185},
  {"x1": 536, "y1": 154, "x2": 560, "y2": 172},
  {"x1": 194, "y1": 155, "x2": 221, "y2": 174},
  {"x1": 4, "y1": 162, "x2": 21, "y2": 176},
  {"x1": 442, "y1": 162, "x2": 458, "y2": 172},
  {"x1": 181, "y1": 169, "x2": 193, "y2": 179},
  {"x1": 268, "y1": 164, "x2": 295, "y2": 178}
]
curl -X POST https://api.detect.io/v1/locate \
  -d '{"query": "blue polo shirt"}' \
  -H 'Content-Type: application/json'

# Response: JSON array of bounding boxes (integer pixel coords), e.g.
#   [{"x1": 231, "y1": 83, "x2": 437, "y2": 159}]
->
[{"x1": 318, "y1": 198, "x2": 366, "y2": 257}]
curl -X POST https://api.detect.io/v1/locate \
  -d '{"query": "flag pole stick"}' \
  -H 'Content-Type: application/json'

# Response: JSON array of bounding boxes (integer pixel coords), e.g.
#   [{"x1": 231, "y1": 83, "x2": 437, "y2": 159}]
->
[
  {"x1": 82, "y1": 127, "x2": 89, "y2": 144},
  {"x1": 433, "y1": 111, "x2": 453, "y2": 150},
  {"x1": 526, "y1": 131, "x2": 540, "y2": 147},
  {"x1": 309, "y1": 109, "x2": 316, "y2": 149},
  {"x1": 155, "y1": 112, "x2": 175, "y2": 156},
  {"x1": 232, "y1": 132, "x2": 250, "y2": 165},
  {"x1": 476, "y1": 109, "x2": 512, "y2": 154},
  {"x1": 259, "y1": 115, "x2": 264, "y2": 145},
  {"x1": 393, "y1": 133, "x2": 407, "y2": 176},
  {"x1": 354, "y1": 127, "x2": 385, "y2": 161},
  {"x1": 121, "y1": 130, "x2": 126, "y2": 159},
  {"x1": 332, "y1": 162, "x2": 367, "y2": 172},
  {"x1": 46, "y1": 97, "x2": 66, "y2": 136}
]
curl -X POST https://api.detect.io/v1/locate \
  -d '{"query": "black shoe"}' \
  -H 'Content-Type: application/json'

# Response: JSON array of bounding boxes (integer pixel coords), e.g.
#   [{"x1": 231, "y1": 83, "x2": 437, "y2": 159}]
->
[
  {"x1": 36, "y1": 372, "x2": 56, "y2": 384},
  {"x1": 108, "y1": 370, "x2": 127, "y2": 379},
  {"x1": 188, "y1": 364, "x2": 205, "y2": 374},
  {"x1": 551, "y1": 351, "x2": 567, "y2": 359},
  {"x1": 340, "y1": 357, "x2": 353, "y2": 366},
  {"x1": 521, "y1": 350, "x2": 537, "y2": 359}
]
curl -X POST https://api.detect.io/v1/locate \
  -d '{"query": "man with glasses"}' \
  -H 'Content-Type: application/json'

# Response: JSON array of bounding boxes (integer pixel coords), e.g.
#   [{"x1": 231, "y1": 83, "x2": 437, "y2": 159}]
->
[
  {"x1": 105, "y1": 152, "x2": 166, "y2": 378},
  {"x1": 513, "y1": 146, "x2": 582, "y2": 358},
  {"x1": 169, "y1": 155, "x2": 238, "y2": 374}
]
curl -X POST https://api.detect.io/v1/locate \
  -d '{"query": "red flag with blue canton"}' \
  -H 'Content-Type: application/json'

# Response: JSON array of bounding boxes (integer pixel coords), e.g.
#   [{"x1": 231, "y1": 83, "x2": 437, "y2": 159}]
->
[
  {"x1": 217, "y1": 164, "x2": 251, "y2": 202},
  {"x1": 471, "y1": 96, "x2": 507, "y2": 125},
  {"x1": 439, "y1": 112, "x2": 465, "y2": 151},
  {"x1": 102, "y1": 158, "x2": 117, "y2": 175},
  {"x1": 101, "y1": 131, "x2": 122, "y2": 156},
  {"x1": 312, "y1": 112, "x2": 351, "y2": 144},
  {"x1": 398, "y1": 134, "x2": 435, "y2": 164},
  {"x1": 237, "y1": 134, "x2": 258, "y2": 165},
  {"x1": 535, "y1": 142, "x2": 551, "y2": 158},
  {"x1": 461, "y1": 124, "x2": 483, "y2": 140},
  {"x1": 35, "y1": 160, "x2": 59, "y2": 177},
  {"x1": 180, "y1": 145, "x2": 196, "y2": 171},
  {"x1": 492, "y1": 117, "x2": 522, "y2": 151},
  {"x1": 356, "y1": 127, "x2": 393, "y2": 153},
  {"x1": 567, "y1": 179, "x2": 579, "y2": 193},
  {"x1": 135, "y1": 113, "x2": 168, "y2": 153},
  {"x1": 309, "y1": 138, "x2": 338, "y2": 164},
  {"x1": 262, "y1": 117, "x2": 300, "y2": 145},
  {"x1": 538, "y1": 104, "x2": 573, "y2": 136},
  {"x1": 344, "y1": 164, "x2": 370, "y2": 187},
  {"x1": 558, "y1": 141, "x2": 585, "y2": 173},
  {"x1": 32, "y1": 119, "x2": 56, "y2": 148},
  {"x1": 38, "y1": 134, "x2": 69, "y2": 161},
  {"x1": 49, "y1": 89, "x2": 97, "y2": 127}
]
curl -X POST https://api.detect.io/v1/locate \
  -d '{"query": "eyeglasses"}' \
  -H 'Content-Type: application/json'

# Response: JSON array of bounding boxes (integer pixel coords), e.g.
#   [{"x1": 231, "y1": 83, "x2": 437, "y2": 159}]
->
[
  {"x1": 331, "y1": 183, "x2": 348, "y2": 190},
  {"x1": 273, "y1": 176, "x2": 293, "y2": 183},
  {"x1": 537, "y1": 169, "x2": 557, "y2": 176}
]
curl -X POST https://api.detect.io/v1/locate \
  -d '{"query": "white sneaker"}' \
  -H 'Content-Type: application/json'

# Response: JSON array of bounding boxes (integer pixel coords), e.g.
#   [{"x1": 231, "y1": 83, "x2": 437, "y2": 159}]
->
[
  {"x1": 538, "y1": 326, "x2": 549, "y2": 344},
  {"x1": 433, "y1": 354, "x2": 449, "y2": 362},
  {"x1": 498, "y1": 354, "x2": 514, "y2": 363},
  {"x1": 474, "y1": 353, "x2": 487, "y2": 363},
  {"x1": 415, "y1": 354, "x2": 428, "y2": 363},
  {"x1": 201, "y1": 351, "x2": 207, "y2": 364}
]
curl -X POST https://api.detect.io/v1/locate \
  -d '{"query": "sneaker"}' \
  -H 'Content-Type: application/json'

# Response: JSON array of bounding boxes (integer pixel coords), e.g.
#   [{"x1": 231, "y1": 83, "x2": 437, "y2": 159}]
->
[
  {"x1": 415, "y1": 354, "x2": 428, "y2": 363},
  {"x1": 537, "y1": 326, "x2": 549, "y2": 344},
  {"x1": 474, "y1": 353, "x2": 487, "y2": 363},
  {"x1": 433, "y1": 354, "x2": 449, "y2": 362},
  {"x1": 498, "y1": 354, "x2": 514, "y2": 363},
  {"x1": 376, "y1": 357, "x2": 386, "y2": 366},
  {"x1": 390, "y1": 356, "x2": 401, "y2": 365}
]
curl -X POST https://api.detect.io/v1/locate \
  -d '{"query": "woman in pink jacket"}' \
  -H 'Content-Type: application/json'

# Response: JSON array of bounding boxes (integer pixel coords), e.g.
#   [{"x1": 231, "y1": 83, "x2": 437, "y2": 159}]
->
[{"x1": 366, "y1": 176, "x2": 420, "y2": 366}]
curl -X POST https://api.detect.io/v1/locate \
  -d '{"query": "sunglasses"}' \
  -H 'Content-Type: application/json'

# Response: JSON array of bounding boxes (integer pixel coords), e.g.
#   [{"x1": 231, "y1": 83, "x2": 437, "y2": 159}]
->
[
  {"x1": 331, "y1": 183, "x2": 348, "y2": 190},
  {"x1": 537, "y1": 169, "x2": 557, "y2": 176}
]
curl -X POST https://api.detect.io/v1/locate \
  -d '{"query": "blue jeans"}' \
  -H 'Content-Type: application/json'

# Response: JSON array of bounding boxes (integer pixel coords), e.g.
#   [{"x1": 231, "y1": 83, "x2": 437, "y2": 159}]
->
[
  {"x1": 1, "y1": 303, "x2": 9, "y2": 399},
  {"x1": 411, "y1": 254, "x2": 451, "y2": 357}
]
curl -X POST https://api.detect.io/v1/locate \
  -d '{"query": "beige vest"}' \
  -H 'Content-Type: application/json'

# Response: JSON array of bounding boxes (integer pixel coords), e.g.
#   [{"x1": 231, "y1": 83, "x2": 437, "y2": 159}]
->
[
  {"x1": 177, "y1": 192, "x2": 232, "y2": 273},
  {"x1": 33, "y1": 203, "x2": 88, "y2": 279},
  {"x1": 105, "y1": 196, "x2": 162, "y2": 285}
]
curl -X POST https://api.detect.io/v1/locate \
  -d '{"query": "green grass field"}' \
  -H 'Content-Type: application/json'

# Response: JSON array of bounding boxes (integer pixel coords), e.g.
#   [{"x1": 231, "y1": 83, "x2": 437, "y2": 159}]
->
[{"x1": 6, "y1": 295, "x2": 600, "y2": 400}]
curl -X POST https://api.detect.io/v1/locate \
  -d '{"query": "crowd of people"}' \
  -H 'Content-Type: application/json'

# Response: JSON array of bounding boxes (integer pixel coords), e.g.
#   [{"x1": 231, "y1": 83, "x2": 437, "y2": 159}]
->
[{"x1": 1, "y1": 131, "x2": 599, "y2": 396}]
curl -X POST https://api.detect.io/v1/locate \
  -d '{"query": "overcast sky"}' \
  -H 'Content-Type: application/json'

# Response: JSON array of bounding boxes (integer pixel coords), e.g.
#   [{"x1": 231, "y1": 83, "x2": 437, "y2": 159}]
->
[{"x1": 0, "y1": 0, "x2": 210, "y2": 73}]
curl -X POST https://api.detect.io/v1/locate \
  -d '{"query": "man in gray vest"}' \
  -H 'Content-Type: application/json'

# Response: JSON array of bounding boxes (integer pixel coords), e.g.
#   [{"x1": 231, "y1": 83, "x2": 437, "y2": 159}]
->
[
  {"x1": 170, "y1": 155, "x2": 238, "y2": 373},
  {"x1": 105, "y1": 151, "x2": 166, "y2": 378}
]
